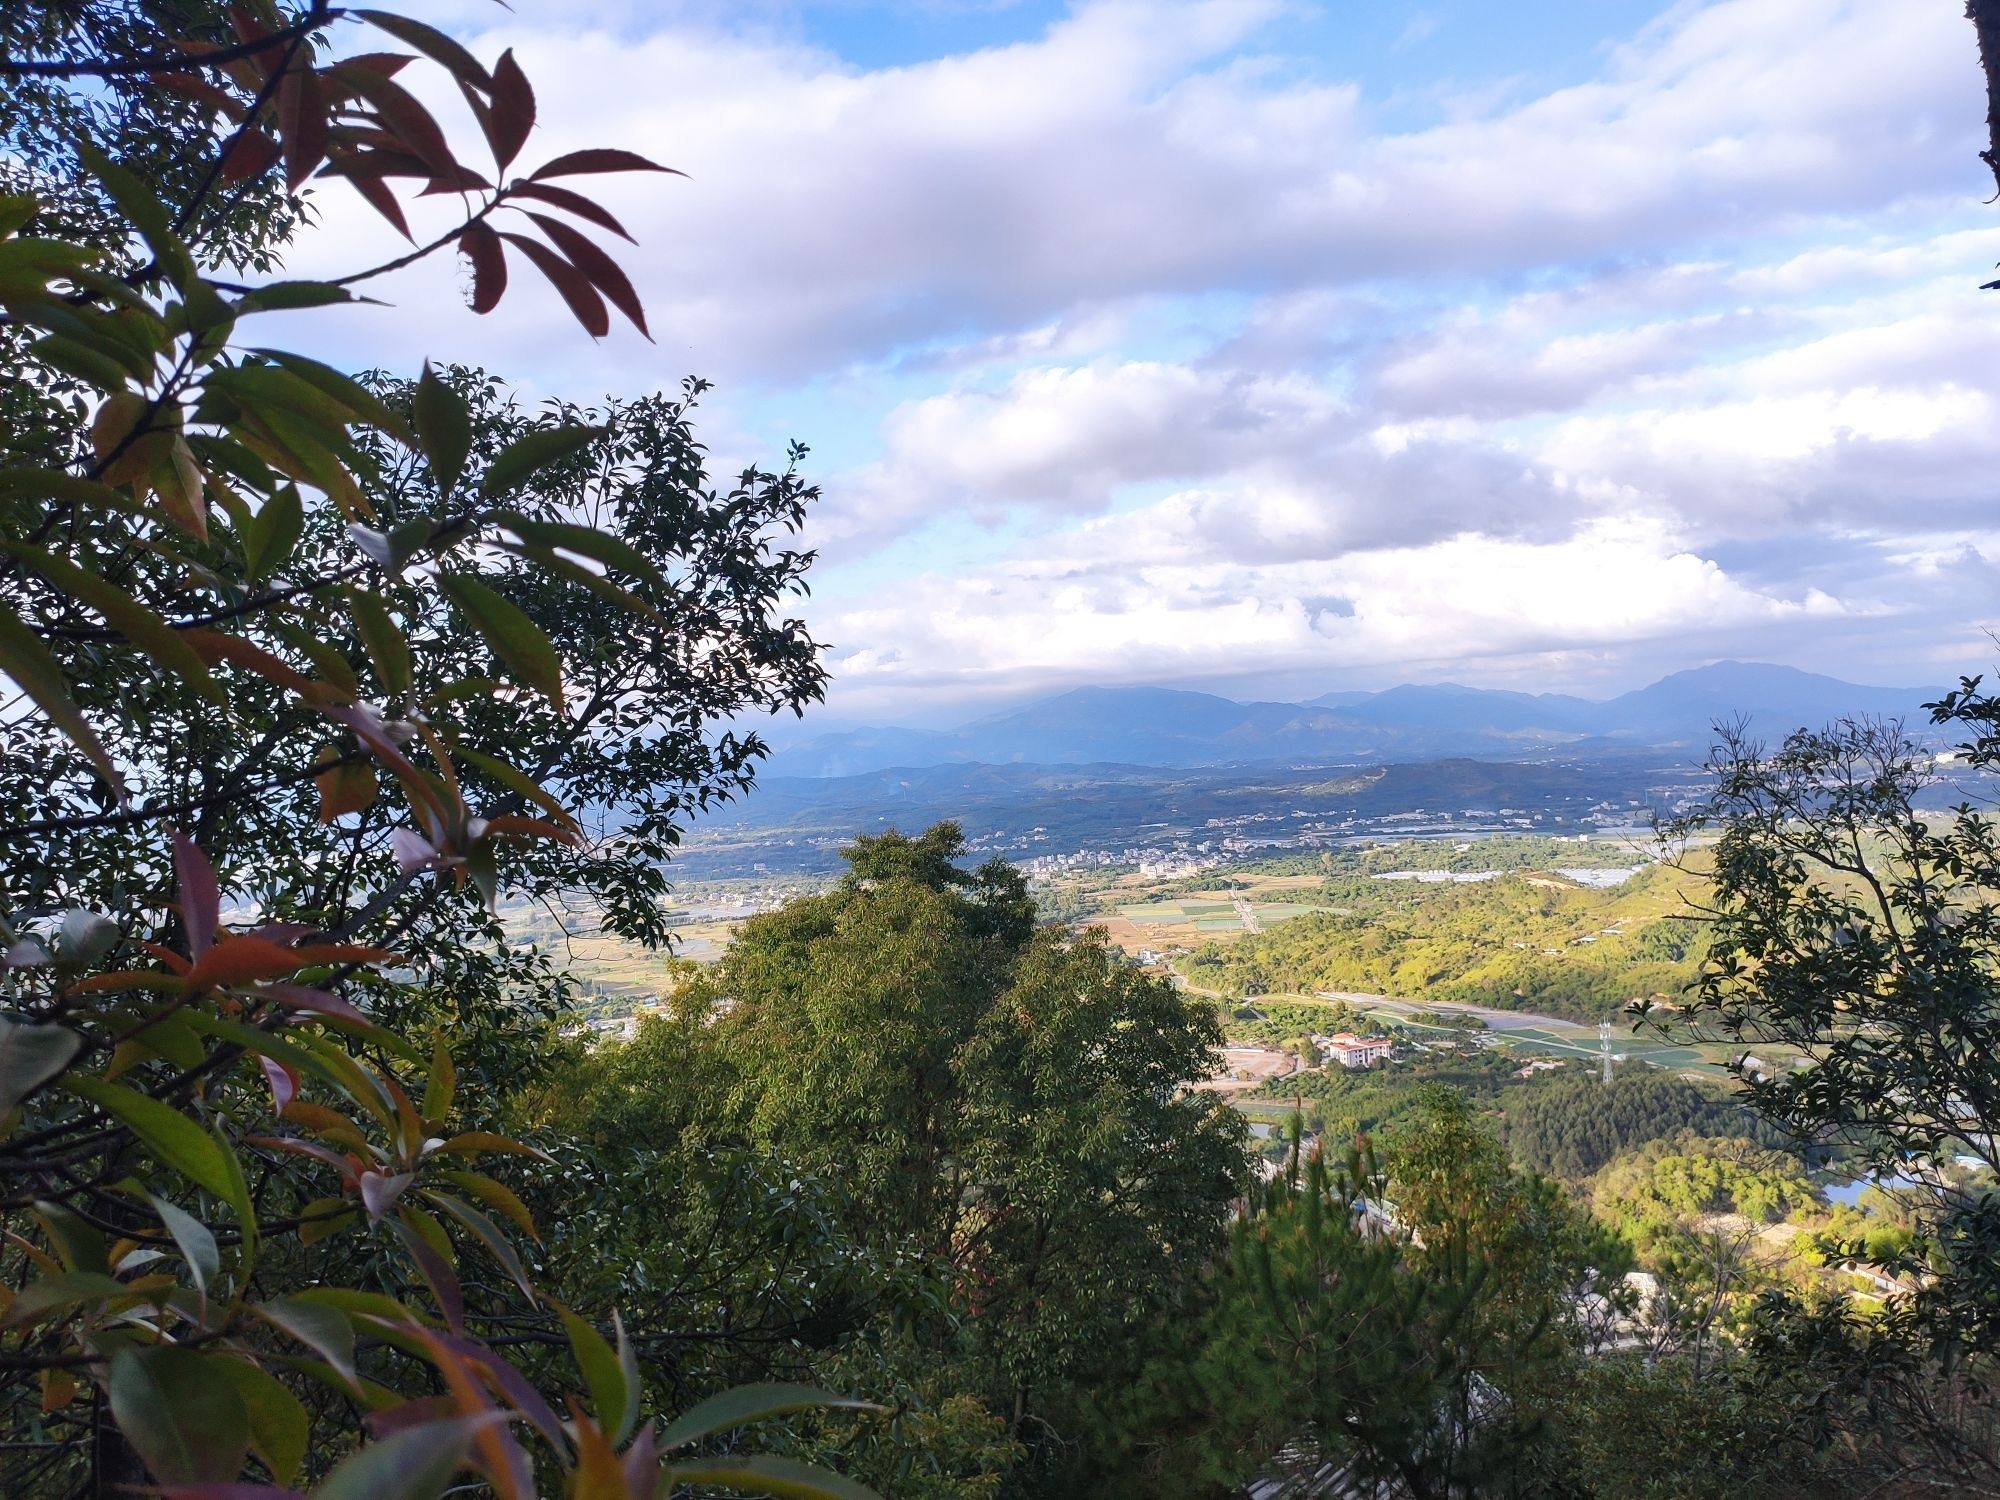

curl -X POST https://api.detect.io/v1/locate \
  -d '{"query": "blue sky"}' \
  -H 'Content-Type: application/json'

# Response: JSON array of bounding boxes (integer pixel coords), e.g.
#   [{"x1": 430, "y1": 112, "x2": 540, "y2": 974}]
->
[{"x1": 293, "y1": 0, "x2": 2000, "y2": 725}]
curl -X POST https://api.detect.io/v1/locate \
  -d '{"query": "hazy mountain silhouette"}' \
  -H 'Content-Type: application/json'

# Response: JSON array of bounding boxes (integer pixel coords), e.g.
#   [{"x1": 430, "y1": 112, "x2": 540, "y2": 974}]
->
[{"x1": 768, "y1": 662, "x2": 1940, "y2": 777}]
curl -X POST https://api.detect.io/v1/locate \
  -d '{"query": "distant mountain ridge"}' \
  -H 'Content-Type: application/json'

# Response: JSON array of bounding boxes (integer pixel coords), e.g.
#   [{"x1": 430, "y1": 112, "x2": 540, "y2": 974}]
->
[{"x1": 769, "y1": 662, "x2": 1942, "y2": 778}]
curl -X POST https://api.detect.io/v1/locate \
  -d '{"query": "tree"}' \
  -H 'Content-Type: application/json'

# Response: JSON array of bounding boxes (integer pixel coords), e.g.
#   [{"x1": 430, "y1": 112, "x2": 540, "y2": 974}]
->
[
  {"x1": 1142, "y1": 1092, "x2": 1618, "y2": 1500},
  {"x1": 1669, "y1": 709, "x2": 2000, "y2": 1330},
  {"x1": 1664, "y1": 694, "x2": 2000, "y2": 1484},
  {"x1": 0, "y1": 5, "x2": 864, "y2": 1496},
  {"x1": 664, "y1": 824, "x2": 1247, "y2": 1485}
]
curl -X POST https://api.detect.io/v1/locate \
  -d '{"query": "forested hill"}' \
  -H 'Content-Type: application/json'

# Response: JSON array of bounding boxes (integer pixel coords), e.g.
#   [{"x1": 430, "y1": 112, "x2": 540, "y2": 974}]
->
[{"x1": 1181, "y1": 861, "x2": 1705, "y2": 1021}]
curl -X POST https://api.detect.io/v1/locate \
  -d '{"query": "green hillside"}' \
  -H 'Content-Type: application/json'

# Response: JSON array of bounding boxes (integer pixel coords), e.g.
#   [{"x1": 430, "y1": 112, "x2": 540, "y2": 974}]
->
[{"x1": 1181, "y1": 860, "x2": 1708, "y2": 1021}]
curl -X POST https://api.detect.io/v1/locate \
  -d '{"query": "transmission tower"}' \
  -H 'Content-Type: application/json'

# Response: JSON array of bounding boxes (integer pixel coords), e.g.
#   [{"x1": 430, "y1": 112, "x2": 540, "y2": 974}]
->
[{"x1": 1599, "y1": 1020, "x2": 1613, "y2": 1085}]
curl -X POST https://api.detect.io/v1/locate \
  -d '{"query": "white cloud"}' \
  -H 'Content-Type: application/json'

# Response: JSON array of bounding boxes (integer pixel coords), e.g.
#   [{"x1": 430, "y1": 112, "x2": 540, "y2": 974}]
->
[{"x1": 264, "y1": 0, "x2": 2000, "y2": 714}]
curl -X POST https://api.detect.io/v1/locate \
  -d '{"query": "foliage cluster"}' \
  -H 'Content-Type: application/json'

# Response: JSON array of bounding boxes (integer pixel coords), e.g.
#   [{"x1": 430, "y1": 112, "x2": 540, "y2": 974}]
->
[
  {"x1": 530, "y1": 822, "x2": 1249, "y2": 1497},
  {"x1": 0, "y1": 5, "x2": 871, "y2": 1497},
  {"x1": 1183, "y1": 863, "x2": 1704, "y2": 1021},
  {"x1": 1507, "y1": 1069, "x2": 1785, "y2": 1180}
]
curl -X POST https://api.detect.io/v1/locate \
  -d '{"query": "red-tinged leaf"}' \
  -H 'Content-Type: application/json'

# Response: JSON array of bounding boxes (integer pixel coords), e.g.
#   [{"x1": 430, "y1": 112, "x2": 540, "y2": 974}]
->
[
  {"x1": 315, "y1": 755, "x2": 378, "y2": 821},
  {"x1": 185, "y1": 935, "x2": 312, "y2": 991},
  {"x1": 497, "y1": 230, "x2": 607, "y2": 338},
  {"x1": 430, "y1": 1131, "x2": 554, "y2": 1163},
  {"x1": 359, "y1": 1170, "x2": 414, "y2": 1223},
  {"x1": 417, "y1": 163, "x2": 493, "y2": 196},
  {"x1": 337, "y1": 161, "x2": 412, "y2": 239},
  {"x1": 283, "y1": 1100, "x2": 371, "y2": 1151},
  {"x1": 336, "y1": 67, "x2": 458, "y2": 179},
  {"x1": 172, "y1": 834, "x2": 219, "y2": 957},
  {"x1": 155, "y1": 1485, "x2": 307, "y2": 1500},
  {"x1": 134, "y1": 940, "x2": 193, "y2": 974},
  {"x1": 148, "y1": 70, "x2": 245, "y2": 121},
  {"x1": 459, "y1": 221, "x2": 506, "y2": 313},
  {"x1": 506, "y1": 179, "x2": 634, "y2": 241},
  {"x1": 243, "y1": 1133, "x2": 358, "y2": 1180},
  {"x1": 220, "y1": 128, "x2": 282, "y2": 185},
  {"x1": 67, "y1": 971, "x2": 167, "y2": 995},
  {"x1": 277, "y1": 64, "x2": 329, "y2": 192},
  {"x1": 521, "y1": 212, "x2": 648, "y2": 337},
  {"x1": 390, "y1": 1214, "x2": 464, "y2": 1332},
  {"x1": 324, "y1": 141, "x2": 430, "y2": 178},
  {"x1": 261, "y1": 983, "x2": 368, "y2": 1025},
  {"x1": 485, "y1": 48, "x2": 535, "y2": 169},
  {"x1": 320, "y1": 704, "x2": 455, "y2": 835},
  {"x1": 225, "y1": 3, "x2": 276, "y2": 76},
  {"x1": 366, "y1": 1394, "x2": 459, "y2": 1440},
  {"x1": 529, "y1": 147, "x2": 681, "y2": 181},
  {"x1": 569, "y1": 1403, "x2": 624, "y2": 1499},
  {"x1": 259, "y1": 1055, "x2": 298, "y2": 1114},
  {"x1": 184, "y1": 628, "x2": 332, "y2": 702},
  {"x1": 355, "y1": 12, "x2": 493, "y2": 91},
  {"x1": 331, "y1": 52, "x2": 414, "y2": 79},
  {"x1": 622, "y1": 1422, "x2": 660, "y2": 1497},
  {"x1": 430, "y1": 1331, "x2": 565, "y2": 1447}
]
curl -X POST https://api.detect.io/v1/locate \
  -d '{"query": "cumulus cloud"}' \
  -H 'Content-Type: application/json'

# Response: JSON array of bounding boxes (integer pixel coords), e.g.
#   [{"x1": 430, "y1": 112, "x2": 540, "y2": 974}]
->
[
  {"x1": 268, "y1": 0, "x2": 2000, "y2": 714},
  {"x1": 809, "y1": 513, "x2": 1888, "y2": 713},
  {"x1": 290, "y1": 0, "x2": 1983, "y2": 382}
]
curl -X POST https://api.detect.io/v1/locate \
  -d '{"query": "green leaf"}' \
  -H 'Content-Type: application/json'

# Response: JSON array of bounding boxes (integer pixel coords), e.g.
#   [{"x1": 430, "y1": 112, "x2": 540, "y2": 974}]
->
[
  {"x1": 0, "y1": 594, "x2": 123, "y2": 794},
  {"x1": 412, "y1": 362, "x2": 472, "y2": 495},
  {"x1": 437, "y1": 572, "x2": 564, "y2": 710},
  {"x1": 256, "y1": 350, "x2": 416, "y2": 446},
  {"x1": 0, "y1": 1269, "x2": 131, "y2": 1329},
  {"x1": 65, "y1": 1075, "x2": 235, "y2": 1200},
  {"x1": 422, "y1": 1034, "x2": 455, "y2": 1124},
  {"x1": 423, "y1": 1190, "x2": 534, "y2": 1302},
  {"x1": 312, "y1": 1416, "x2": 496, "y2": 1500},
  {"x1": 108, "y1": 1346, "x2": 251, "y2": 1484},
  {"x1": 477, "y1": 423, "x2": 605, "y2": 499},
  {"x1": 558, "y1": 1305, "x2": 627, "y2": 1440},
  {"x1": 235, "y1": 280, "x2": 359, "y2": 313},
  {"x1": 212, "y1": 1115, "x2": 259, "y2": 1271},
  {"x1": 243, "y1": 485, "x2": 305, "y2": 584},
  {"x1": 347, "y1": 589, "x2": 411, "y2": 698},
  {"x1": 148, "y1": 1191, "x2": 219, "y2": 1295},
  {"x1": 31, "y1": 331, "x2": 133, "y2": 392},
  {"x1": 257, "y1": 1296, "x2": 358, "y2": 1390},
  {"x1": 77, "y1": 140, "x2": 194, "y2": 290},
  {"x1": 2, "y1": 544, "x2": 221, "y2": 703},
  {"x1": 449, "y1": 743, "x2": 577, "y2": 831},
  {"x1": 659, "y1": 1384, "x2": 883, "y2": 1452},
  {"x1": 0, "y1": 192, "x2": 38, "y2": 236},
  {"x1": 614, "y1": 1309, "x2": 641, "y2": 1443},
  {"x1": 663, "y1": 1455, "x2": 884, "y2": 1500},
  {"x1": 0, "y1": 1018, "x2": 82, "y2": 1115},
  {"x1": 213, "y1": 1358, "x2": 311, "y2": 1487},
  {"x1": 491, "y1": 510, "x2": 665, "y2": 590}
]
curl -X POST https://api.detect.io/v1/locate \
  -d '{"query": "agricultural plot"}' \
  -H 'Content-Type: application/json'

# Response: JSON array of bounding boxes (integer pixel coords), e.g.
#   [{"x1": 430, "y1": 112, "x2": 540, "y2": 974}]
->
[{"x1": 1116, "y1": 899, "x2": 1333, "y2": 935}]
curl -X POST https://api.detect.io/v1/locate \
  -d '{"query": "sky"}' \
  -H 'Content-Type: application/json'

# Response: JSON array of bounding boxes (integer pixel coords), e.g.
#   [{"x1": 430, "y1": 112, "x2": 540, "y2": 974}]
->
[{"x1": 285, "y1": 0, "x2": 2000, "y2": 727}]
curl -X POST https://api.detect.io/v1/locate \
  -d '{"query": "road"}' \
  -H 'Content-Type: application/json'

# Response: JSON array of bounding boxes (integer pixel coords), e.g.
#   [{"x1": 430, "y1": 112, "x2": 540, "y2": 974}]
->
[{"x1": 1313, "y1": 990, "x2": 1582, "y2": 1033}]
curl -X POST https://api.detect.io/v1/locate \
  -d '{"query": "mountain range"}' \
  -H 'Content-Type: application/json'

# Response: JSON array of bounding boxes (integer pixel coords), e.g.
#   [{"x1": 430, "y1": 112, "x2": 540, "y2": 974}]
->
[{"x1": 766, "y1": 662, "x2": 1942, "y2": 777}]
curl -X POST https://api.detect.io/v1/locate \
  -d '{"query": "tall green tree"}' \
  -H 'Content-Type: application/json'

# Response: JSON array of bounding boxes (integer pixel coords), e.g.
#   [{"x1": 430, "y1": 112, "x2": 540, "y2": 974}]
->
[
  {"x1": 1137, "y1": 1091, "x2": 1618, "y2": 1500},
  {"x1": 657, "y1": 823, "x2": 1246, "y2": 1486}
]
